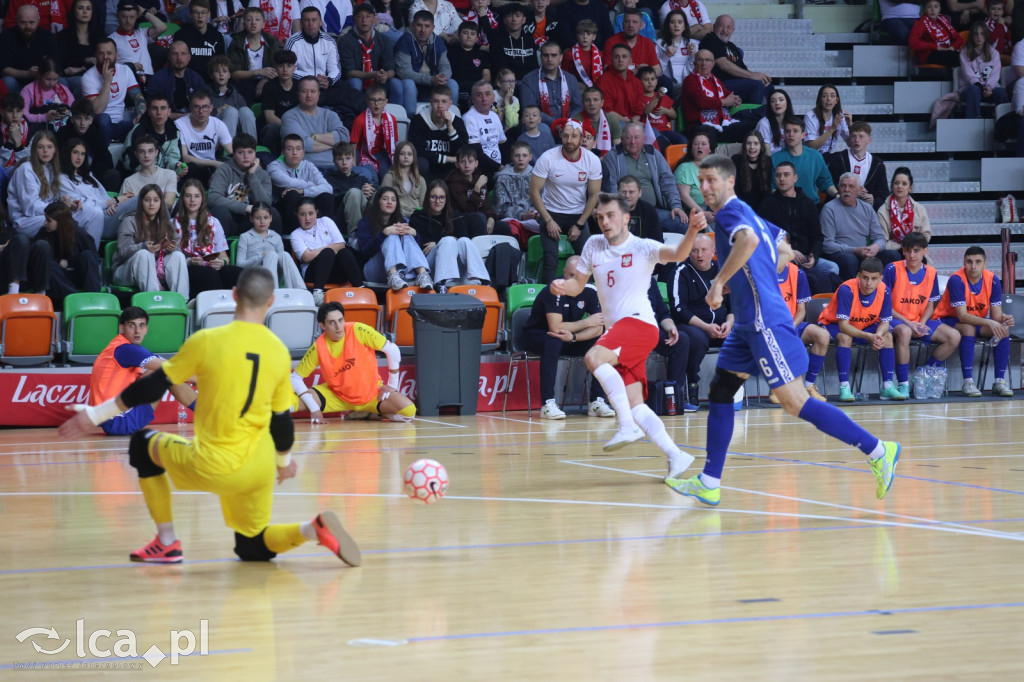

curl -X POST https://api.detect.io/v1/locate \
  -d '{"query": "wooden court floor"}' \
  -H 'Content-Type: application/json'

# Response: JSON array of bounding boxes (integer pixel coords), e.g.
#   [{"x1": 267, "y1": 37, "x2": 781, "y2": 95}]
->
[{"x1": 2, "y1": 400, "x2": 1024, "y2": 679}]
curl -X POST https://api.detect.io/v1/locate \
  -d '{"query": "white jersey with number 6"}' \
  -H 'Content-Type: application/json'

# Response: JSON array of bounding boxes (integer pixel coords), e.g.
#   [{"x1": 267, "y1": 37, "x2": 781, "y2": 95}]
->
[{"x1": 577, "y1": 233, "x2": 660, "y2": 328}]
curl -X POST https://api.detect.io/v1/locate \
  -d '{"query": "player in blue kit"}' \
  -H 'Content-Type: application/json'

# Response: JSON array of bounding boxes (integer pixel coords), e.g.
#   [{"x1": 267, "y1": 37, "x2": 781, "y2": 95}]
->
[{"x1": 665, "y1": 155, "x2": 901, "y2": 506}]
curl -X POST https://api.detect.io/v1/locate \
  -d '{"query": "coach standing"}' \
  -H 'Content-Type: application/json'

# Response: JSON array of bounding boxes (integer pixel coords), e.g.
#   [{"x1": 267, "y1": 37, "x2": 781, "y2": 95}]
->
[{"x1": 528, "y1": 119, "x2": 603, "y2": 283}]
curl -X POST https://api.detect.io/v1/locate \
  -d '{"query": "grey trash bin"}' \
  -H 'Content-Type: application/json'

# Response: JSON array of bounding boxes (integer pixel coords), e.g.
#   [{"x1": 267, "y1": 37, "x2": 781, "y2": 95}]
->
[{"x1": 410, "y1": 293, "x2": 486, "y2": 416}]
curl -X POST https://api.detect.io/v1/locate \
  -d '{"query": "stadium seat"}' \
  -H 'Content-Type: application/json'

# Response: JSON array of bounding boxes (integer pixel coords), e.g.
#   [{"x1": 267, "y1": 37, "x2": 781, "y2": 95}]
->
[
  {"x1": 131, "y1": 291, "x2": 188, "y2": 354},
  {"x1": 503, "y1": 307, "x2": 538, "y2": 413},
  {"x1": 385, "y1": 103, "x2": 411, "y2": 143},
  {"x1": 103, "y1": 241, "x2": 138, "y2": 296},
  {"x1": 228, "y1": 237, "x2": 238, "y2": 264},
  {"x1": 664, "y1": 144, "x2": 687, "y2": 169},
  {"x1": 472, "y1": 234, "x2": 520, "y2": 260},
  {"x1": 657, "y1": 281, "x2": 669, "y2": 304},
  {"x1": 63, "y1": 292, "x2": 121, "y2": 364},
  {"x1": 505, "y1": 283, "x2": 542, "y2": 316},
  {"x1": 326, "y1": 287, "x2": 383, "y2": 331},
  {"x1": 192, "y1": 289, "x2": 236, "y2": 330},
  {"x1": 662, "y1": 233, "x2": 684, "y2": 249},
  {"x1": 804, "y1": 297, "x2": 830, "y2": 325},
  {"x1": 265, "y1": 288, "x2": 318, "y2": 357},
  {"x1": 525, "y1": 235, "x2": 574, "y2": 282},
  {"x1": 447, "y1": 284, "x2": 504, "y2": 351},
  {"x1": 0, "y1": 294, "x2": 58, "y2": 366},
  {"x1": 385, "y1": 286, "x2": 433, "y2": 353}
]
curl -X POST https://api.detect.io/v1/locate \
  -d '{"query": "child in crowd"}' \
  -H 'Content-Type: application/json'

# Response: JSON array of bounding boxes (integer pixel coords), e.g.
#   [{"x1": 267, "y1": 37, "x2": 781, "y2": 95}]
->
[
  {"x1": 349, "y1": 83, "x2": 398, "y2": 178},
  {"x1": 236, "y1": 201, "x2": 306, "y2": 288},
  {"x1": 208, "y1": 55, "x2": 258, "y2": 137},
  {"x1": 448, "y1": 21, "x2": 491, "y2": 111},
  {"x1": 268, "y1": 133, "x2": 334, "y2": 230},
  {"x1": 493, "y1": 140, "x2": 541, "y2": 234},
  {"x1": 0, "y1": 94, "x2": 30, "y2": 189},
  {"x1": 381, "y1": 141, "x2": 427, "y2": 220},
  {"x1": 909, "y1": 0, "x2": 965, "y2": 68},
  {"x1": 984, "y1": 0, "x2": 1014, "y2": 66},
  {"x1": 258, "y1": 49, "x2": 299, "y2": 155},
  {"x1": 324, "y1": 142, "x2": 377, "y2": 244},
  {"x1": 21, "y1": 58, "x2": 75, "y2": 133},
  {"x1": 561, "y1": 20, "x2": 603, "y2": 91},
  {"x1": 516, "y1": 104, "x2": 555, "y2": 163},
  {"x1": 445, "y1": 145, "x2": 499, "y2": 235},
  {"x1": 465, "y1": 0, "x2": 499, "y2": 48},
  {"x1": 637, "y1": 65, "x2": 684, "y2": 148}
]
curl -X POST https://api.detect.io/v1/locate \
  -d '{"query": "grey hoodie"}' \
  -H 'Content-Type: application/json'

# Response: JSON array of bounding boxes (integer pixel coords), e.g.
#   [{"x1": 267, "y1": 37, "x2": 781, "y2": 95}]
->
[{"x1": 208, "y1": 157, "x2": 274, "y2": 215}]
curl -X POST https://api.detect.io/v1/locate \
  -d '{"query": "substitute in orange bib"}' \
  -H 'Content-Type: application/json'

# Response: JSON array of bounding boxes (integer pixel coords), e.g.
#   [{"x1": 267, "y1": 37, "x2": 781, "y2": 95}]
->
[
  {"x1": 775, "y1": 256, "x2": 829, "y2": 403},
  {"x1": 932, "y1": 245, "x2": 1015, "y2": 398},
  {"x1": 291, "y1": 302, "x2": 416, "y2": 422},
  {"x1": 90, "y1": 307, "x2": 197, "y2": 435},
  {"x1": 818, "y1": 257, "x2": 903, "y2": 402},
  {"x1": 882, "y1": 232, "x2": 960, "y2": 398}
]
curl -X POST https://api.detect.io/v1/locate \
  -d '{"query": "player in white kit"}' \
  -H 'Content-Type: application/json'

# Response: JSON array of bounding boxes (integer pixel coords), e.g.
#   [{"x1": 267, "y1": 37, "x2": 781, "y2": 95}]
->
[{"x1": 551, "y1": 193, "x2": 704, "y2": 479}]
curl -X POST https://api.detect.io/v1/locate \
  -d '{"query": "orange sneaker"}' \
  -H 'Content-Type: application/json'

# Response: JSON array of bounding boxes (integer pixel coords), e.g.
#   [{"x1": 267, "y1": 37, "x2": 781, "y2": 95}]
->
[
  {"x1": 806, "y1": 384, "x2": 827, "y2": 402},
  {"x1": 314, "y1": 511, "x2": 362, "y2": 567},
  {"x1": 130, "y1": 536, "x2": 183, "y2": 563}
]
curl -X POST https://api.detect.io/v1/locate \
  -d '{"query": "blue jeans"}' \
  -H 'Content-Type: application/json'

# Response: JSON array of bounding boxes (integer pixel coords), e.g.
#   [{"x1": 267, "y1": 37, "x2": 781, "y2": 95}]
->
[
  {"x1": 94, "y1": 113, "x2": 134, "y2": 143},
  {"x1": 656, "y1": 207, "x2": 688, "y2": 235},
  {"x1": 960, "y1": 84, "x2": 1009, "y2": 119}
]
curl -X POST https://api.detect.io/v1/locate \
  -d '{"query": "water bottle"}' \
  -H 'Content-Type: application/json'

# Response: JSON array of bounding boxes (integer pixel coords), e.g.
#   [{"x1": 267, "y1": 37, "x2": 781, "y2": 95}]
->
[
  {"x1": 929, "y1": 367, "x2": 947, "y2": 399},
  {"x1": 913, "y1": 367, "x2": 928, "y2": 399},
  {"x1": 177, "y1": 405, "x2": 188, "y2": 428},
  {"x1": 664, "y1": 384, "x2": 677, "y2": 415}
]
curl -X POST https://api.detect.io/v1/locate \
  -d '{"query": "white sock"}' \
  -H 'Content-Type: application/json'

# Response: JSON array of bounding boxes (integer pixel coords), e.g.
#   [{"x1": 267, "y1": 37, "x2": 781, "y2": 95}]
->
[
  {"x1": 7, "y1": 283, "x2": 18, "y2": 294},
  {"x1": 156, "y1": 522, "x2": 177, "y2": 546},
  {"x1": 883, "y1": 380, "x2": 893, "y2": 389},
  {"x1": 699, "y1": 473, "x2": 721, "y2": 489},
  {"x1": 300, "y1": 520, "x2": 317, "y2": 541},
  {"x1": 840, "y1": 381, "x2": 850, "y2": 389},
  {"x1": 592, "y1": 363, "x2": 635, "y2": 429},
  {"x1": 630, "y1": 404, "x2": 676, "y2": 456},
  {"x1": 867, "y1": 441, "x2": 885, "y2": 461}
]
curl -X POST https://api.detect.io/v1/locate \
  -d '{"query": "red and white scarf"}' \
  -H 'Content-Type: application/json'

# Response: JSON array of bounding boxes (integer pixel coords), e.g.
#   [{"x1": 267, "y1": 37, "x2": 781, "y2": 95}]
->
[
  {"x1": 466, "y1": 9, "x2": 498, "y2": 46},
  {"x1": 179, "y1": 217, "x2": 218, "y2": 259},
  {"x1": 889, "y1": 196, "x2": 915, "y2": 244},
  {"x1": 50, "y1": 0, "x2": 69, "y2": 32},
  {"x1": 697, "y1": 73, "x2": 732, "y2": 127},
  {"x1": 0, "y1": 120, "x2": 29, "y2": 168},
  {"x1": 260, "y1": 0, "x2": 294, "y2": 43},
  {"x1": 360, "y1": 36, "x2": 375, "y2": 89},
  {"x1": 539, "y1": 70, "x2": 571, "y2": 119},
  {"x1": 921, "y1": 14, "x2": 956, "y2": 49},
  {"x1": 593, "y1": 111, "x2": 612, "y2": 153},
  {"x1": 571, "y1": 45, "x2": 603, "y2": 88},
  {"x1": 668, "y1": 0, "x2": 704, "y2": 25},
  {"x1": 362, "y1": 111, "x2": 397, "y2": 172}
]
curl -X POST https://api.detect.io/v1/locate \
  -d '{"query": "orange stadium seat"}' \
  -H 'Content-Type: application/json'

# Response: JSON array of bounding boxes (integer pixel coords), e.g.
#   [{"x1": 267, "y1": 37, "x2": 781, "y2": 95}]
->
[
  {"x1": 447, "y1": 285, "x2": 504, "y2": 351},
  {"x1": 326, "y1": 287, "x2": 383, "y2": 331},
  {"x1": 0, "y1": 294, "x2": 58, "y2": 366},
  {"x1": 385, "y1": 287, "x2": 433, "y2": 353}
]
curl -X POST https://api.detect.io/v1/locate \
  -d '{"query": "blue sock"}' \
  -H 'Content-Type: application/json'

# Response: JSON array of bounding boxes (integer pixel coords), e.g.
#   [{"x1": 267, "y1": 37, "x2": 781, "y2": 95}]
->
[
  {"x1": 799, "y1": 398, "x2": 880, "y2": 456},
  {"x1": 959, "y1": 337, "x2": 975, "y2": 379},
  {"x1": 896, "y1": 362, "x2": 909, "y2": 383},
  {"x1": 806, "y1": 353, "x2": 825, "y2": 384},
  {"x1": 995, "y1": 336, "x2": 1010, "y2": 379},
  {"x1": 836, "y1": 347, "x2": 851, "y2": 383},
  {"x1": 926, "y1": 356, "x2": 944, "y2": 368},
  {"x1": 703, "y1": 402, "x2": 734, "y2": 480},
  {"x1": 188, "y1": 400, "x2": 196, "y2": 411},
  {"x1": 879, "y1": 347, "x2": 895, "y2": 383}
]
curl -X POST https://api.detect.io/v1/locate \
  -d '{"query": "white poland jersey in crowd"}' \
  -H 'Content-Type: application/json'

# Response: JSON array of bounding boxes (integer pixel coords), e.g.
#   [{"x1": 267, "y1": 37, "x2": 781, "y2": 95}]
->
[
  {"x1": 577, "y1": 233, "x2": 660, "y2": 328},
  {"x1": 531, "y1": 145, "x2": 603, "y2": 214}
]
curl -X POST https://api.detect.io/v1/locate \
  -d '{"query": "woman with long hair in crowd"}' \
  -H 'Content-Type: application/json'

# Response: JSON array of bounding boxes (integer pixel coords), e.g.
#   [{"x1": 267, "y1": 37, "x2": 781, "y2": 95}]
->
[
  {"x1": 409, "y1": 179, "x2": 490, "y2": 290},
  {"x1": 356, "y1": 186, "x2": 433, "y2": 291},
  {"x1": 291, "y1": 196, "x2": 364, "y2": 301},
  {"x1": 755, "y1": 88, "x2": 794, "y2": 155},
  {"x1": 37, "y1": 200, "x2": 102, "y2": 303},
  {"x1": 958, "y1": 21, "x2": 1008, "y2": 118},
  {"x1": 59, "y1": 137, "x2": 120, "y2": 243},
  {"x1": 381, "y1": 141, "x2": 427, "y2": 220},
  {"x1": 731, "y1": 129, "x2": 773, "y2": 209},
  {"x1": 656, "y1": 9, "x2": 697, "y2": 100},
  {"x1": 804, "y1": 84, "x2": 851, "y2": 153},
  {"x1": 112, "y1": 183, "x2": 189, "y2": 297},
  {"x1": 877, "y1": 166, "x2": 931, "y2": 252},
  {"x1": 8, "y1": 130, "x2": 63, "y2": 239},
  {"x1": 673, "y1": 126, "x2": 717, "y2": 225},
  {"x1": 174, "y1": 178, "x2": 242, "y2": 299}
]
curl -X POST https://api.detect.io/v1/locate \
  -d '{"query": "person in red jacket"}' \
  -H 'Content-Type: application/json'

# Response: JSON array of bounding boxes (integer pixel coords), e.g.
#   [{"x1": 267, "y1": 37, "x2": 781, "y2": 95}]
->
[
  {"x1": 595, "y1": 43, "x2": 643, "y2": 125},
  {"x1": 679, "y1": 48, "x2": 754, "y2": 142},
  {"x1": 909, "y1": 0, "x2": 965, "y2": 67}
]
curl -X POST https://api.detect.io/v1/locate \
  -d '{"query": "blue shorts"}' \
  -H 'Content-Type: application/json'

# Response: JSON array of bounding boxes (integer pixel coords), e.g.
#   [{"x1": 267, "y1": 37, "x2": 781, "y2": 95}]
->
[
  {"x1": 823, "y1": 322, "x2": 885, "y2": 343},
  {"x1": 796, "y1": 321, "x2": 810, "y2": 337},
  {"x1": 101, "y1": 404, "x2": 156, "y2": 436},
  {"x1": 891, "y1": 318, "x2": 942, "y2": 343},
  {"x1": 716, "y1": 324, "x2": 809, "y2": 388},
  {"x1": 937, "y1": 316, "x2": 989, "y2": 336}
]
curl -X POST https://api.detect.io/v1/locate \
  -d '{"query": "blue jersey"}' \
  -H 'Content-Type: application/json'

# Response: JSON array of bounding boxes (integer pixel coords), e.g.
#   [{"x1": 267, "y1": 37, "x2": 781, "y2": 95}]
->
[{"x1": 713, "y1": 196, "x2": 794, "y2": 332}]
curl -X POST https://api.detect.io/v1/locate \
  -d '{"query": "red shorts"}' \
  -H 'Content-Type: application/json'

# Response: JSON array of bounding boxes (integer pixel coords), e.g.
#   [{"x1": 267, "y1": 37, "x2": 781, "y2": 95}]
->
[{"x1": 596, "y1": 317, "x2": 660, "y2": 399}]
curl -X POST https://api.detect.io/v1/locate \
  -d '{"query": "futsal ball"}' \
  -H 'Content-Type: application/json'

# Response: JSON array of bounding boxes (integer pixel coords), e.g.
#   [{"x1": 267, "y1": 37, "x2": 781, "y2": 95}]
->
[{"x1": 404, "y1": 459, "x2": 449, "y2": 504}]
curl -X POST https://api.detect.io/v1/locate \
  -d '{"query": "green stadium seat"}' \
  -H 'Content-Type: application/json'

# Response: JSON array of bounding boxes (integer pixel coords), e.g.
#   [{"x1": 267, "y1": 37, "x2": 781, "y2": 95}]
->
[
  {"x1": 131, "y1": 291, "x2": 188, "y2": 354},
  {"x1": 103, "y1": 241, "x2": 138, "y2": 296},
  {"x1": 63, "y1": 292, "x2": 121, "y2": 364},
  {"x1": 525, "y1": 235, "x2": 574, "y2": 283},
  {"x1": 505, "y1": 283, "x2": 543, "y2": 316}
]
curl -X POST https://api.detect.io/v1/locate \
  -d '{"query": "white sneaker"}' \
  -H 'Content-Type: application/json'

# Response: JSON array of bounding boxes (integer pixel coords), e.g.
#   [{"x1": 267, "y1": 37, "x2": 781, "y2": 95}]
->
[
  {"x1": 666, "y1": 450, "x2": 695, "y2": 480},
  {"x1": 587, "y1": 397, "x2": 615, "y2": 418},
  {"x1": 387, "y1": 271, "x2": 406, "y2": 291},
  {"x1": 603, "y1": 424, "x2": 644, "y2": 452},
  {"x1": 540, "y1": 399, "x2": 566, "y2": 420},
  {"x1": 993, "y1": 379, "x2": 1014, "y2": 397},
  {"x1": 962, "y1": 378, "x2": 982, "y2": 397}
]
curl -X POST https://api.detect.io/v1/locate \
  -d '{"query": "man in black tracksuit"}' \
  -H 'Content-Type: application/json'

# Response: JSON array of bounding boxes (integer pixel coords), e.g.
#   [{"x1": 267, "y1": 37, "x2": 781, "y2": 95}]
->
[
  {"x1": 407, "y1": 85, "x2": 469, "y2": 180},
  {"x1": 489, "y1": 4, "x2": 538, "y2": 83}
]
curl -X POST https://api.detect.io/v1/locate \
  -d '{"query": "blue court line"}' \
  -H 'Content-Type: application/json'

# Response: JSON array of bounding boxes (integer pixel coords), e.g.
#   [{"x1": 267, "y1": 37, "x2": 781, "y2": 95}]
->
[
  {"x1": 403, "y1": 601, "x2": 1024, "y2": 643},
  {"x1": 873, "y1": 629, "x2": 918, "y2": 635},
  {"x1": 2, "y1": 517, "x2": 1019, "y2": 577},
  {"x1": 0, "y1": 647, "x2": 251, "y2": 670}
]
